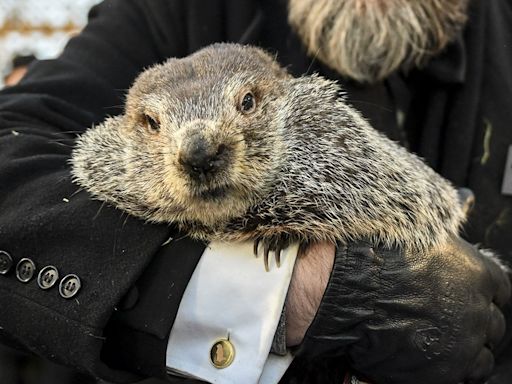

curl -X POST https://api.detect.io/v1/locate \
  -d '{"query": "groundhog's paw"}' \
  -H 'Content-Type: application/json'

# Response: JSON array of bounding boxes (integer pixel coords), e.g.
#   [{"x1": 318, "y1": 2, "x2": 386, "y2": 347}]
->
[{"x1": 253, "y1": 234, "x2": 292, "y2": 272}]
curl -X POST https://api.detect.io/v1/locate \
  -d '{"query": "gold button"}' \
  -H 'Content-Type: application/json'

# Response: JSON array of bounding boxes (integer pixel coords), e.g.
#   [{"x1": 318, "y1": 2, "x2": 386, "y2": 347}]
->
[{"x1": 210, "y1": 339, "x2": 235, "y2": 369}]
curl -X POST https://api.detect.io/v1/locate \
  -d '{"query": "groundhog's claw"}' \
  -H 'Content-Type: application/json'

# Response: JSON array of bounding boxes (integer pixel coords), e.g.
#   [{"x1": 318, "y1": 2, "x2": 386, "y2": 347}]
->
[
  {"x1": 264, "y1": 242, "x2": 271, "y2": 272},
  {"x1": 275, "y1": 244, "x2": 282, "y2": 268},
  {"x1": 254, "y1": 236, "x2": 290, "y2": 272},
  {"x1": 253, "y1": 238, "x2": 260, "y2": 258}
]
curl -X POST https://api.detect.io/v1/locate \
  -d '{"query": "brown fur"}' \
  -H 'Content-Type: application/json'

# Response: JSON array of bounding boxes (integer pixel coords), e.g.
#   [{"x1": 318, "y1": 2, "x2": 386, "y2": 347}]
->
[{"x1": 71, "y1": 43, "x2": 465, "y2": 253}]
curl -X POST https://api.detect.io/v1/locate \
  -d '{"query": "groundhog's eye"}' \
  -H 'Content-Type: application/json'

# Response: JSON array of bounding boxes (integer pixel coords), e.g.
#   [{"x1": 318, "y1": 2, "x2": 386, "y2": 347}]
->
[
  {"x1": 143, "y1": 114, "x2": 160, "y2": 133},
  {"x1": 239, "y1": 92, "x2": 256, "y2": 114}
]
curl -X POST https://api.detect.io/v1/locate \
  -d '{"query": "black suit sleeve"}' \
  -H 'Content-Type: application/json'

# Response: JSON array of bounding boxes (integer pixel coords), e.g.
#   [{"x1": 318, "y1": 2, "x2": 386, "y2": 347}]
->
[{"x1": 0, "y1": 0, "x2": 200, "y2": 382}]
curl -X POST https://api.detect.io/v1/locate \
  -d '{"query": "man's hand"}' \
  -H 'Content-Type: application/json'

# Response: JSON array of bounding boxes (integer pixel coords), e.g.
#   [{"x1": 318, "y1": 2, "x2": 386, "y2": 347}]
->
[{"x1": 287, "y1": 237, "x2": 511, "y2": 384}]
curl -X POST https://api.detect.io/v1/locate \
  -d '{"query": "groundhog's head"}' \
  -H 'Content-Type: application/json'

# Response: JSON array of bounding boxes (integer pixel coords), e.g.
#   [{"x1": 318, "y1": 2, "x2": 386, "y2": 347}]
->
[{"x1": 71, "y1": 44, "x2": 292, "y2": 226}]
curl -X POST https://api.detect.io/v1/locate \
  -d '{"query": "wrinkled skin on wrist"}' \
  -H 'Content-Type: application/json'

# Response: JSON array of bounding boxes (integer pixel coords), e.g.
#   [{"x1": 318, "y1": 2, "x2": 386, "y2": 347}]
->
[{"x1": 286, "y1": 242, "x2": 335, "y2": 346}]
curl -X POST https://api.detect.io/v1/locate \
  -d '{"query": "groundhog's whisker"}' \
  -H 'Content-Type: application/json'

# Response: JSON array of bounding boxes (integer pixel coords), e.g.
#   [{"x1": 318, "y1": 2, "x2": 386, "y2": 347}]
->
[
  {"x1": 49, "y1": 140, "x2": 74, "y2": 148},
  {"x1": 69, "y1": 188, "x2": 84, "y2": 198},
  {"x1": 92, "y1": 201, "x2": 107, "y2": 221},
  {"x1": 348, "y1": 99, "x2": 394, "y2": 113},
  {"x1": 305, "y1": 46, "x2": 321, "y2": 74},
  {"x1": 104, "y1": 105, "x2": 125, "y2": 109},
  {"x1": 55, "y1": 130, "x2": 84, "y2": 135}
]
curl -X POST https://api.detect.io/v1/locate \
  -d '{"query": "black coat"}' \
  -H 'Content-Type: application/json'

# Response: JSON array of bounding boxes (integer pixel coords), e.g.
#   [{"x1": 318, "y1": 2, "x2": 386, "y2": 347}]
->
[{"x1": 0, "y1": 0, "x2": 511, "y2": 382}]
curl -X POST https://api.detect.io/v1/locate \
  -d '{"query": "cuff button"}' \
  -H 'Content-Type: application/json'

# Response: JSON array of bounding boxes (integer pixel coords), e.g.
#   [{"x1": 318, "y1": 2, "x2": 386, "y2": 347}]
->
[
  {"x1": 59, "y1": 274, "x2": 81, "y2": 299},
  {"x1": 16, "y1": 258, "x2": 36, "y2": 283},
  {"x1": 210, "y1": 339, "x2": 235, "y2": 369},
  {"x1": 0, "y1": 251, "x2": 13, "y2": 275},
  {"x1": 37, "y1": 266, "x2": 59, "y2": 290}
]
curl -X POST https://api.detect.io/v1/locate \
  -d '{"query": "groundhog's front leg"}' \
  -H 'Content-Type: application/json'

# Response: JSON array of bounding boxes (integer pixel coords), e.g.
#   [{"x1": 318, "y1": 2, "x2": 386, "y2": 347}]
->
[{"x1": 253, "y1": 234, "x2": 293, "y2": 272}]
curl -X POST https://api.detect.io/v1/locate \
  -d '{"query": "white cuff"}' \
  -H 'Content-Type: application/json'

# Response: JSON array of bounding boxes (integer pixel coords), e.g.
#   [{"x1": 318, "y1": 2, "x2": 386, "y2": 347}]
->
[{"x1": 166, "y1": 241, "x2": 299, "y2": 384}]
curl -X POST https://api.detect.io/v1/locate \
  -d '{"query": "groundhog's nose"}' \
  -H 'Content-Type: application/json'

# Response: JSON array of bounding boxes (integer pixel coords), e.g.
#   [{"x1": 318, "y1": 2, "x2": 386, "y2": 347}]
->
[{"x1": 179, "y1": 137, "x2": 227, "y2": 181}]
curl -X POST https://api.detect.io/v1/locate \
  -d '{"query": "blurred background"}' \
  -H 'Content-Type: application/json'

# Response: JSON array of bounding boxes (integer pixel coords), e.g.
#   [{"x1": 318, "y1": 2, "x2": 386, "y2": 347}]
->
[{"x1": 0, "y1": 0, "x2": 101, "y2": 88}]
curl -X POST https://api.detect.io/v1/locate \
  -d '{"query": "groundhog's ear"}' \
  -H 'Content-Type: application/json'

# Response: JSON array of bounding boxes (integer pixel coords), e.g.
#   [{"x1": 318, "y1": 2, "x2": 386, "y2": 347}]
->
[
  {"x1": 129, "y1": 61, "x2": 172, "y2": 96},
  {"x1": 124, "y1": 62, "x2": 167, "y2": 120}
]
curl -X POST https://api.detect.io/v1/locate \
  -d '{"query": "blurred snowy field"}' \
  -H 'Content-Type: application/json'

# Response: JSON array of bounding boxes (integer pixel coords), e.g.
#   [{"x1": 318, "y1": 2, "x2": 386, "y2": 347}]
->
[{"x1": 0, "y1": 0, "x2": 101, "y2": 86}]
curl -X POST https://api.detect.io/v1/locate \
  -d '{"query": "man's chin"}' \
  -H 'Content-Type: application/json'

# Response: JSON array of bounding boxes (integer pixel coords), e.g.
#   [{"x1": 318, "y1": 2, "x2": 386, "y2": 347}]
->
[{"x1": 288, "y1": 0, "x2": 469, "y2": 83}]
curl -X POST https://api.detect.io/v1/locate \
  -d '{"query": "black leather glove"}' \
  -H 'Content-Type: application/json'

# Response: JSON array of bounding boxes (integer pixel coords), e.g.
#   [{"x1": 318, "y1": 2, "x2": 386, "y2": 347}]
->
[
  {"x1": 485, "y1": 294, "x2": 512, "y2": 384},
  {"x1": 300, "y1": 236, "x2": 511, "y2": 384}
]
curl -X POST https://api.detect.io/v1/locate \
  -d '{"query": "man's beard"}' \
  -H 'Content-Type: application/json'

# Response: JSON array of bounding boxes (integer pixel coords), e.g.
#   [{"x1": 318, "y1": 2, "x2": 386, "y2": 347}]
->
[{"x1": 288, "y1": 0, "x2": 469, "y2": 83}]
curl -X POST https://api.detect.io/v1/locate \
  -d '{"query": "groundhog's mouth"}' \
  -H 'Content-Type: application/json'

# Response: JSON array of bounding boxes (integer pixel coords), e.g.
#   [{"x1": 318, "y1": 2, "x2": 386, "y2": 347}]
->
[{"x1": 193, "y1": 184, "x2": 230, "y2": 201}]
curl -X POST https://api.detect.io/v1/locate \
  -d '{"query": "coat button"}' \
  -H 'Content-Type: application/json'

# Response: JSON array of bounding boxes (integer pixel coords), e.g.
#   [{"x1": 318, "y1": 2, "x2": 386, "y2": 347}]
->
[
  {"x1": 37, "y1": 266, "x2": 59, "y2": 290},
  {"x1": 210, "y1": 339, "x2": 235, "y2": 369},
  {"x1": 16, "y1": 258, "x2": 36, "y2": 283},
  {"x1": 59, "y1": 274, "x2": 81, "y2": 299},
  {"x1": 0, "y1": 251, "x2": 13, "y2": 275}
]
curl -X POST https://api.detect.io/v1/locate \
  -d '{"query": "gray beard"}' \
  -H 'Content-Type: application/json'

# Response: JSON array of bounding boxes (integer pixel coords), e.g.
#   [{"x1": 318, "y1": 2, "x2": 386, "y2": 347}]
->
[{"x1": 288, "y1": 0, "x2": 469, "y2": 83}]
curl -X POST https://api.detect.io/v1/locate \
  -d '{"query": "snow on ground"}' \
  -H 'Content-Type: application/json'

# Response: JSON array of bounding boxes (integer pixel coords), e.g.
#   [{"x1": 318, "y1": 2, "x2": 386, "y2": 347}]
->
[{"x1": 0, "y1": 0, "x2": 101, "y2": 87}]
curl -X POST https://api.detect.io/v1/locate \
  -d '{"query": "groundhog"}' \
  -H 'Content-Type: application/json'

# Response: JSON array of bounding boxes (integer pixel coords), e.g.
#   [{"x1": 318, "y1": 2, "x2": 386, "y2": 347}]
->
[{"x1": 71, "y1": 43, "x2": 466, "y2": 270}]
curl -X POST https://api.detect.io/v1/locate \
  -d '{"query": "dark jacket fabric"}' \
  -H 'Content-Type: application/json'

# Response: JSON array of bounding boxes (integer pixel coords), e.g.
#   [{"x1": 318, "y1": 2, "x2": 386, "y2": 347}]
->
[{"x1": 0, "y1": 0, "x2": 511, "y2": 383}]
